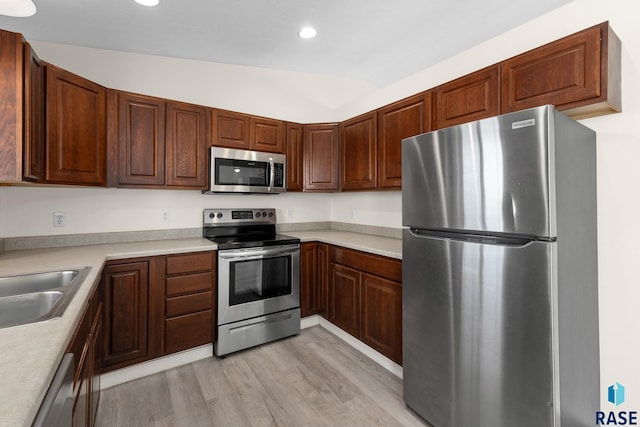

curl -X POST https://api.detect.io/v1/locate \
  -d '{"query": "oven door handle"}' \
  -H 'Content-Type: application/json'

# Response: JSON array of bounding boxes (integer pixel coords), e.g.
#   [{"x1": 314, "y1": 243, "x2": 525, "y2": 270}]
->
[{"x1": 219, "y1": 244, "x2": 300, "y2": 261}]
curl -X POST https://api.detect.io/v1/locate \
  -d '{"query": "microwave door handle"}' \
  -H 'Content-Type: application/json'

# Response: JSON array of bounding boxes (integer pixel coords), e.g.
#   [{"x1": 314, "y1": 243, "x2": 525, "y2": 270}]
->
[{"x1": 268, "y1": 157, "x2": 275, "y2": 192}]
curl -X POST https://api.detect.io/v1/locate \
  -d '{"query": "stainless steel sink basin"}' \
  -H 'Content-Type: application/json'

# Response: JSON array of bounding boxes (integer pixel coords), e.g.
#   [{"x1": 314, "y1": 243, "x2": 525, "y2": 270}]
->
[
  {"x1": 0, "y1": 291, "x2": 63, "y2": 329},
  {"x1": 0, "y1": 267, "x2": 91, "y2": 329},
  {"x1": 0, "y1": 270, "x2": 81, "y2": 298}
]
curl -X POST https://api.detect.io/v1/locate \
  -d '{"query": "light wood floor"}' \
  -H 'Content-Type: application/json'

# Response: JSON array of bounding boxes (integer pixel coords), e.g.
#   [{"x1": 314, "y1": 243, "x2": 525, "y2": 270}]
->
[{"x1": 96, "y1": 326, "x2": 430, "y2": 427}]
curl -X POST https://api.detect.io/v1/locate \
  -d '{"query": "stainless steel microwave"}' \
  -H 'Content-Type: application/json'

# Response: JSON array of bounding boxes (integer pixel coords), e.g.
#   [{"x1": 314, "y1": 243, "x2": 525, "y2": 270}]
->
[{"x1": 203, "y1": 147, "x2": 286, "y2": 194}]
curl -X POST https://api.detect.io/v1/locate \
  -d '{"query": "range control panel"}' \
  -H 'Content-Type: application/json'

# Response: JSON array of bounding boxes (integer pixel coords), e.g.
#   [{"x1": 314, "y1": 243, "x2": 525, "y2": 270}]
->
[{"x1": 203, "y1": 208, "x2": 276, "y2": 226}]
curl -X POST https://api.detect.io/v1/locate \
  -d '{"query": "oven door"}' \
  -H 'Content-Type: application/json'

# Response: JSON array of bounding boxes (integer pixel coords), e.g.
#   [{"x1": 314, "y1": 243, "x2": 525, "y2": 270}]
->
[{"x1": 218, "y1": 244, "x2": 300, "y2": 325}]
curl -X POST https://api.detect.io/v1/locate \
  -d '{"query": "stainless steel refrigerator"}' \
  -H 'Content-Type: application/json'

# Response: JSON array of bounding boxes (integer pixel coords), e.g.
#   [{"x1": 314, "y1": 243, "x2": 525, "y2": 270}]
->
[{"x1": 401, "y1": 105, "x2": 599, "y2": 427}]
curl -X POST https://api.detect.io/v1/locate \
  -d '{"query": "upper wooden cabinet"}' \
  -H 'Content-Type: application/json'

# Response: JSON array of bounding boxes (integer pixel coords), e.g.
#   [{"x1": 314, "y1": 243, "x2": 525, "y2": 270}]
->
[
  {"x1": 165, "y1": 101, "x2": 208, "y2": 188},
  {"x1": 434, "y1": 65, "x2": 501, "y2": 129},
  {"x1": 46, "y1": 64, "x2": 107, "y2": 186},
  {"x1": 286, "y1": 122, "x2": 304, "y2": 191},
  {"x1": 212, "y1": 109, "x2": 285, "y2": 154},
  {"x1": 377, "y1": 93, "x2": 432, "y2": 189},
  {"x1": 304, "y1": 123, "x2": 340, "y2": 191},
  {"x1": 111, "y1": 91, "x2": 165, "y2": 186},
  {"x1": 0, "y1": 30, "x2": 23, "y2": 182},
  {"x1": 341, "y1": 112, "x2": 377, "y2": 191},
  {"x1": 109, "y1": 91, "x2": 208, "y2": 189},
  {"x1": 211, "y1": 109, "x2": 251, "y2": 150},
  {"x1": 250, "y1": 116, "x2": 285, "y2": 153},
  {"x1": 23, "y1": 43, "x2": 46, "y2": 183},
  {"x1": 501, "y1": 21, "x2": 621, "y2": 119}
]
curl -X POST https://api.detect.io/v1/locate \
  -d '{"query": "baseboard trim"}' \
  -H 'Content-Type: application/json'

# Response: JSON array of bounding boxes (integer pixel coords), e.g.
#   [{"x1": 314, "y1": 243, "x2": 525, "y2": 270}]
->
[{"x1": 101, "y1": 315, "x2": 402, "y2": 390}]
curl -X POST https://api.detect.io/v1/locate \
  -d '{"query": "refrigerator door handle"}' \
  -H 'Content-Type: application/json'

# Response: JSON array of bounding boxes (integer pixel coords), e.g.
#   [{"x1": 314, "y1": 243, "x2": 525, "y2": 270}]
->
[{"x1": 408, "y1": 227, "x2": 538, "y2": 246}]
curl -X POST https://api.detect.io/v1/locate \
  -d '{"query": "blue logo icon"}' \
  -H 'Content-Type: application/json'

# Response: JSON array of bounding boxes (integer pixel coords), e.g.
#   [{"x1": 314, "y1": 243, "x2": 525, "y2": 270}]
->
[{"x1": 609, "y1": 382, "x2": 626, "y2": 406}]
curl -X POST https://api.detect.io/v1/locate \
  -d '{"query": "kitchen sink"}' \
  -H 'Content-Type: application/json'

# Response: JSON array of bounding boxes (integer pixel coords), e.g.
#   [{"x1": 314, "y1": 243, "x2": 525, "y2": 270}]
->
[{"x1": 0, "y1": 267, "x2": 91, "y2": 329}]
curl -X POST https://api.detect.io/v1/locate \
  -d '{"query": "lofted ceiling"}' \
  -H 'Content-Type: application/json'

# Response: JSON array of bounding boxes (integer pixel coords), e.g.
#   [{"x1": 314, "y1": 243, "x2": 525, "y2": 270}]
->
[{"x1": 0, "y1": 0, "x2": 573, "y2": 86}]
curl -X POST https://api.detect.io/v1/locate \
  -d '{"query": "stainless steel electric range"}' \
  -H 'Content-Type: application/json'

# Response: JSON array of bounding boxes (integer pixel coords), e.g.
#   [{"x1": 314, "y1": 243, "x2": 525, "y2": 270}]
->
[{"x1": 203, "y1": 208, "x2": 301, "y2": 356}]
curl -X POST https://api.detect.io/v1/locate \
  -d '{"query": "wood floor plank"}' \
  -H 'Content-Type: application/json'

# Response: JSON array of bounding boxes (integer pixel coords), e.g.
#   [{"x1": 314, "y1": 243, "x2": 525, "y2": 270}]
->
[{"x1": 96, "y1": 326, "x2": 429, "y2": 427}]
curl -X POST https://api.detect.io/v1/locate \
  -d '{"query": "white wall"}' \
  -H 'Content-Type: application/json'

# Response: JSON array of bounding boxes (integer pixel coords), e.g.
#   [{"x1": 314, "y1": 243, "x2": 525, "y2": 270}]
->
[{"x1": 1, "y1": 0, "x2": 638, "y2": 413}]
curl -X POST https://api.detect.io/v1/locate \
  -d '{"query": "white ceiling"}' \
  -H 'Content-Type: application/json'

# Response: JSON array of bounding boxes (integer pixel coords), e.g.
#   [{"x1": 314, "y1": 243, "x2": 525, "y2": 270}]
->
[{"x1": 0, "y1": 0, "x2": 573, "y2": 86}]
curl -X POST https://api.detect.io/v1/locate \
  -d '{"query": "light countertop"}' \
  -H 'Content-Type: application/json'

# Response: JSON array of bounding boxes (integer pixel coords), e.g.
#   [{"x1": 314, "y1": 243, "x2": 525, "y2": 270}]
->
[{"x1": 0, "y1": 230, "x2": 401, "y2": 426}]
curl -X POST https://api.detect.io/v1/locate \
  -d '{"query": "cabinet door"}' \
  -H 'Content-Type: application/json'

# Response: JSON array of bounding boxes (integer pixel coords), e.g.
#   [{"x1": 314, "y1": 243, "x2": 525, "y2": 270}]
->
[
  {"x1": 23, "y1": 42, "x2": 46, "y2": 182},
  {"x1": 341, "y1": 112, "x2": 377, "y2": 191},
  {"x1": 317, "y1": 243, "x2": 329, "y2": 317},
  {"x1": 116, "y1": 92, "x2": 166, "y2": 186},
  {"x1": 46, "y1": 64, "x2": 106, "y2": 185},
  {"x1": 304, "y1": 124, "x2": 340, "y2": 191},
  {"x1": 300, "y1": 242, "x2": 319, "y2": 317},
  {"x1": 102, "y1": 261, "x2": 149, "y2": 369},
  {"x1": 434, "y1": 65, "x2": 500, "y2": 129},
  {"x1": 212, "y1": 109, "x2": 251, "y2": 150},
  {"x1": 250, "y1": 116, "x2": 284, "y2": 153},
  {"x1": 72, "y1": 351, "x2": 90, "y2": 427},
  {"x1": 377, "y1": 93, "x2": 431, "y2": 189},
  {"x1": 286, "y1": 122, "x2": 303, "y2": 191},
  {"x1": 329, "y1": 263, "x2": 360, "y2": 337},
  {"x1": 89, "y1": 306, "x2": 102, "y2": 427},
  {"x1": 501, "y1": 22, "x2": 621, "y2": 118},
  {"x1": 0, "y1": 30, "x2": 23, "y2": 182},
  {"x1": 165, "y1": 101, "x2": 208, "y2": 188},
  {"x1": 361, "y1": 273, "x2": 402, "y2": 364}
]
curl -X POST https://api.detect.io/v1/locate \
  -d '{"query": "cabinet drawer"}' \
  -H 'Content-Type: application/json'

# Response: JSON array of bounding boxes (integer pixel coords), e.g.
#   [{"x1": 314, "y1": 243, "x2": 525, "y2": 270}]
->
[
  {"x1": 329, "y1": 246, "x2": 402, "y2": 283},
  {"x1": 165, "y1": 252, "x2": 213, "y2": 275},
  {"x1": 166, "y1": 272, "x2": 212, "y2": 297},
  {"x1": 166, "y1": 291, "x2": 213, "y2": 317},
  {"x1": 165, "y1": 310, "x2": 213, "y2": 354}
]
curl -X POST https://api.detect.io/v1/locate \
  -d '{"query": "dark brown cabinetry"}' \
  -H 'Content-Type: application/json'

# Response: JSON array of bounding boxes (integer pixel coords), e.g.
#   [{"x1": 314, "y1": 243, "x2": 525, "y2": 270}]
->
[
  {"x1": 285, "y1": 122, "x2": 304, "y2": 191},
  {"x1": 211, "y1": 109, "x2": 251, "y2": 150},
  {"x1": 165, "y1": 101, "x2": 208, "y2": 187},
  {"x1": 111, "y1": 91, "x2": 165, "y2": 186},
  {"x1": 0, "y1": 30, "x2": 24, "y2": 182},
  {"x1": 250, "y1": 116, "x2": 285, "y2": 153},
  {"x1": 101, "y1": 251, "x2": 216, "y2": 371},
  {"x1": 110, "y1": 92, "x2": 208, "y2": 189},
  {"x1": 304, "y1": 123, "x2": 340, "y2": 191},
  {"x1": 301, "y1": 242, "x2": 322, "y2": 317},
  {"x1": 102, "y1": 260, "x2": 150, "y2": 369},
  {"x1": 501, "y1": 21, "x2": 621, "y2": 119},
  {"x1": 211, "y1": 109, "x2": 285, "y2": 154},
  {"x1": 46, "y1": 65, "x2": 107, "y2": 186},
  {"x1": 341, "y1": 112, "x2": 377, "y2": 191},
  {"x1": 163, "y1": 252, "x2": 215, "y2": 354},
  {"x1": 67, "y1": 279, "x2": 104, "y2": 427},
  {"x1": 328, "y1": 245, "x2": 402, "y2": 364},
  {"x1": 377, "y1": 93, "x2": 432, "y2": 189},
  {"x1": 23, "y1": 42, "x2": 46, "y2": 182},
  {"x1": 434, "y1": 65, "x2": 501, "y2": 129}
]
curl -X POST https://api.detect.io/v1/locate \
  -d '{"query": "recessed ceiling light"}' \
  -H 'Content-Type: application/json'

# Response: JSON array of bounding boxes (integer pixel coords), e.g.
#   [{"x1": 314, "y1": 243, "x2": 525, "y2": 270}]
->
[
  {"x1": 134, "y1": 0, "x2": 159, "y2": 6},
  {"x1": 298, "y1": 27, "x2": 317, "y2": 39},
  {"x1": 0, "y1": 0, "x2": 37, "y2": 17}
]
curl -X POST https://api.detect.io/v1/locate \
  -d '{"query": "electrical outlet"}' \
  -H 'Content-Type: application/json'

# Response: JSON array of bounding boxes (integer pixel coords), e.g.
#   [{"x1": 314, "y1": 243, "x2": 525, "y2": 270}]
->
[
  {"x1": 53, "y1": 212, "x2": 66, "y2": 227},
  {"x1": 160, "y1": 210, "x2": 170, "y2": 223},
  {"x1": 287, "y1": 208, "x2": 294, "y2": 218}
]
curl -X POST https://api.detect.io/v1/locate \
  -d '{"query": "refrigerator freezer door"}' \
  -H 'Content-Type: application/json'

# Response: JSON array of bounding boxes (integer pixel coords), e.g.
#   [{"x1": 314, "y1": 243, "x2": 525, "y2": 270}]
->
[
  {"x1": 402, "y1": 229, "x2": 556, "y2": 427},
  {"x1": 402, "y1": 105, "x2": 555, "y2": 238}
]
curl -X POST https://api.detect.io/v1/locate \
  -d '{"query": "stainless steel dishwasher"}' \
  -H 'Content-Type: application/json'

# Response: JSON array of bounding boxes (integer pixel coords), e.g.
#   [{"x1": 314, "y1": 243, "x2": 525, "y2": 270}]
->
[{"x1": 32, "y1": 353, "x2": 74, "y2": 427}]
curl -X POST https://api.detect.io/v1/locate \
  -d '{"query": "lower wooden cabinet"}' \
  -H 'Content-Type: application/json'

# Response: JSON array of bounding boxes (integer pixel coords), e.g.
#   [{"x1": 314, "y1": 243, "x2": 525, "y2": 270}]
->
[
  {"x1": 101, "y1": 251, "x2": 216, "y2": 372},
  {"x1": 300, "y1": 242, "x2": 329, "y2": 318},
  {"x1": 67, "y1": 277, "x2": 104, "y2": 427},
  {"x1": 102, "y1": 260, "x2": 150, "y2": 369},
  {"x1": 328, "y1": 245, "x2": 402, "y2": 364}
]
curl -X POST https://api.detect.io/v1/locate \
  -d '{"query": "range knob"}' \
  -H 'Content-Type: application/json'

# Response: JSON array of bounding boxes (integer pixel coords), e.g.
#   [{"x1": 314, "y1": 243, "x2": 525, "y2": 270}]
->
[
  {"x1": 268, "y1": 212, "x2": 274, "y2": 218},
  {"x1": 255, "y1": 212, "x2": 261, "y2": 218},
  {"x1": 209, "y1": 212, "x2": 215, "y2": 219},
  {"x1": 216, "y1": 212, "x2": 223, "y2": 219},
  {"x1": 262, "y1": 211, "x2": 267, "y2": 217}
]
